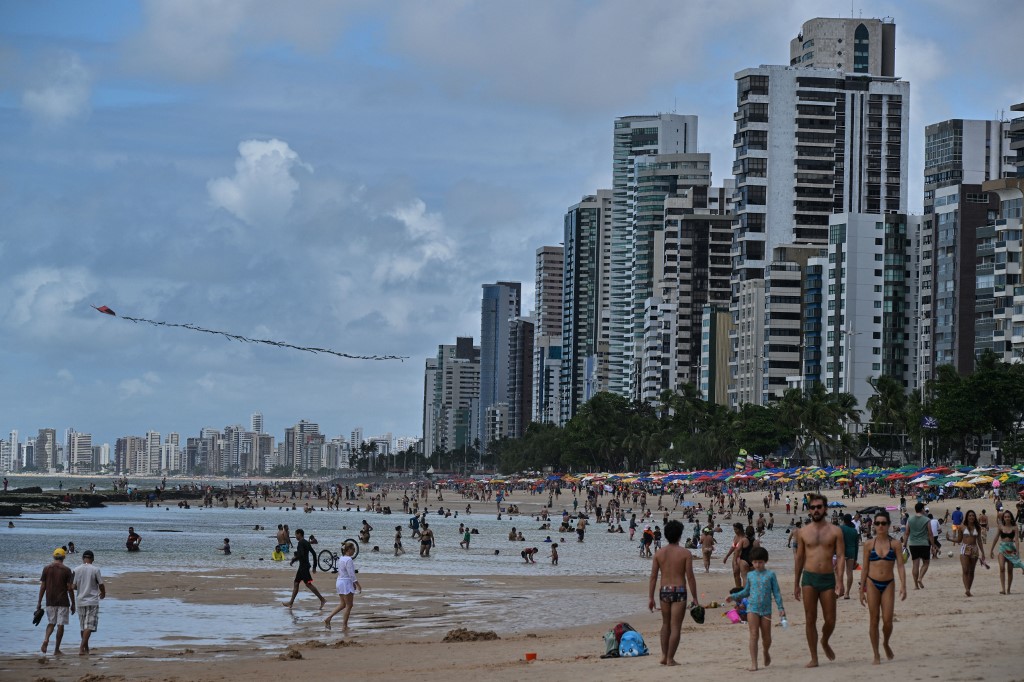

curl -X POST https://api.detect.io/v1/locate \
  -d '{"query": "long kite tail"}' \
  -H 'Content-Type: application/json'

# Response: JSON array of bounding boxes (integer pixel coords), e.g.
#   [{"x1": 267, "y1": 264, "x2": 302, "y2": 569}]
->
[{"x1": 93, "y1": 306, "x2": 407, "y2": 361}]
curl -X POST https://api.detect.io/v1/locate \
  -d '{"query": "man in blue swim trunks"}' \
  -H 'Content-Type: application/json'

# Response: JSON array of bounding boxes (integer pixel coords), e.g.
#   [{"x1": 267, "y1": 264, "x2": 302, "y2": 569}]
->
[{"x1": 793, "y1": 492, "x2": 845, "y2": 668}]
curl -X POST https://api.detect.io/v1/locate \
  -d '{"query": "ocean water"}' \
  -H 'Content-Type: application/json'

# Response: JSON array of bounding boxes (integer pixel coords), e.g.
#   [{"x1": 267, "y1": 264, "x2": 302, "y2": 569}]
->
[{"x1": 0, "y1": 497, "x2": 797, "y2": 655}]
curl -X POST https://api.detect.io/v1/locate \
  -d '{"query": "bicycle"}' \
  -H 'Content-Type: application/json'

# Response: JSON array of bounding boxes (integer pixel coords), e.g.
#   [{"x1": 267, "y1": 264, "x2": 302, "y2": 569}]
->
[{"x1": 317, "y1": 538, "x2": 360, "y2": 573}]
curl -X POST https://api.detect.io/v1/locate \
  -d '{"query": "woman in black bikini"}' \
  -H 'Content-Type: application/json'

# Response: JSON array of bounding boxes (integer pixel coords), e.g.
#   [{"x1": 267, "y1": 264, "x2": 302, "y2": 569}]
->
[
  {"x1": 955, "y1": 510, "x2": 987, "y2": 597},
  {"x1": 858, "y1": 511, "x2": 907, "y2": 665}
]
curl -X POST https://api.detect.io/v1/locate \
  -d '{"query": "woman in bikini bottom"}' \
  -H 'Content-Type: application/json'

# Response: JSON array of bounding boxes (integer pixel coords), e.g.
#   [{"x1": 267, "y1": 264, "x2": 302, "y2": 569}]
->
[
  {"x1": 859, "y1": 512, "x2": 907, "y2": 665},
  {"x1": 957, "y1": 510, "x2": 986, "y2": 597},
  {"x1": 659, "y1": 585, "x2": 687, "y2": 603}
]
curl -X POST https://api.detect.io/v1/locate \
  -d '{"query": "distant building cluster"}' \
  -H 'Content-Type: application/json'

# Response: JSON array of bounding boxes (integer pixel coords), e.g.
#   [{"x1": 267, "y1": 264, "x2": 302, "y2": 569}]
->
[
  {"x1": 0, "y1": 414, "x2": 422, "y2": 475},
  {"x1": 422, "y1": 16, "x2": 1024, "y2": 453}
]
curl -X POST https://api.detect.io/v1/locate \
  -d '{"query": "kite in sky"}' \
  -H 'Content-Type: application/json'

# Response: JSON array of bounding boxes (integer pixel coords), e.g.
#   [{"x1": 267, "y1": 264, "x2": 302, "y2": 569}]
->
[{"x1": 92, "y1": 305, "x2": 407, "y2": 361}]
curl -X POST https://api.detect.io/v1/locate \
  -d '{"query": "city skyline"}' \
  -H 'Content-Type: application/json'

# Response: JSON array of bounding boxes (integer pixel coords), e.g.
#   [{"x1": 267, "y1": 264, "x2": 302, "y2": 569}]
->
[{"x1": 2, "y1": 2, "x2": 1023, "y2": 445}]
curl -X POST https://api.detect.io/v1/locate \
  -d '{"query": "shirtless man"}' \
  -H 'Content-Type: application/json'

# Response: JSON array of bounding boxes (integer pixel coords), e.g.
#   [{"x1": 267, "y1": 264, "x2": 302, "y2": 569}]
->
[
  {"x1": 647, "y1": 520, "x2": 698, "y2": 666},
  {"x1": 793, "y1": 492, "x2": 845, "y2": 667},
  {"x1": 699, "y1": 528, "x2": 716, "y2": 572}
]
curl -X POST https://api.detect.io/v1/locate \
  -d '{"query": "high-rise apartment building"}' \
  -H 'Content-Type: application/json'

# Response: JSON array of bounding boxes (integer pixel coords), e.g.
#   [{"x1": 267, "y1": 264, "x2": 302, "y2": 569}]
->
[
  {"x1": 977, "y1": 174, "x2": 1024, "y2": 363},
  {"x1": 349, "y1": 428, "x2": 363, "y2": 453},
  {"x1": 790, "y1": 17, "x2": 895, "y2": 76},
  {"x1": 507, "y1": 317, "x2": 534, "y2": 439},
  {"x1": 533, "y1": 246, "x2": 563, "y2": 425},
  {"x1": 479, "y1": 281, "x2": 521, "y2": 444},
  {"x1": 919, "y1": 119, "x2": 1014, "y2": 380},
  {"x1": 762, "y1": 244, "x2": 826, "y2": 403},
  {"x1": 816, "y1": 213, "x2": 921, "y2": 409},
  {"x1": 610, "y1": 114, "x2": 698, "y2": 396},
  {"x1": 425, "y1": 338, "x2": 480, "y2": 454},
  {"x1": 35, "y1": 428, "x2": 56, "y2": 471},
  {"x1": 636, "y1": 168, "x2": 733, "y2": 402},
  {"x1": 422, "y1": 357, "x2": 440, "y2": 456},
  {"x1": 142, "y1": 431, "x2": 160, "y2": 474},
  {"x1": 115, "y1": 435, "x2": 145, "y2": 474},
  {"x1": 284, "y1": 420, "x2": 319, "y2": 472},
  {"x1": 730, "y1": 17, "x2": 909, "y2": 407},
  {"x1": 67, "y1": 430, "x2": 93, "y2": 473},
  {"x1": 698, "y1": 305, "x2": 734, "y2": 406},
  {"x1": 561, "y1": 190, "x2": 612, "y2": 424},
  {"x1": 251, "y1": 412, "x2": 263, "y2": 434}
]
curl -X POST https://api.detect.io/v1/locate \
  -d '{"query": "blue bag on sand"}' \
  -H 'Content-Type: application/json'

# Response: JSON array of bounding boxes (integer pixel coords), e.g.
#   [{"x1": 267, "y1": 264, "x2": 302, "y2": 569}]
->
[{"x1": 618, "y1": 630, "x2": 649, "y2": 657}]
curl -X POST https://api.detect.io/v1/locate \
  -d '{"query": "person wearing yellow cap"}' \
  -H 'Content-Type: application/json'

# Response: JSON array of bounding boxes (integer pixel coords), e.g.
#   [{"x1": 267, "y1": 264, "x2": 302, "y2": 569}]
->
[{"x1": 37, "y1": 547, "x2": 75, "y2": 655}]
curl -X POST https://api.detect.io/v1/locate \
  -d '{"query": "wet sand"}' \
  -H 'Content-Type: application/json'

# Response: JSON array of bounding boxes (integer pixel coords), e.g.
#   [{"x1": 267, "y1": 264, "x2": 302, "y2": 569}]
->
[{"x1": 3, "y1": 489, "x2": 1021, "y2": 681}]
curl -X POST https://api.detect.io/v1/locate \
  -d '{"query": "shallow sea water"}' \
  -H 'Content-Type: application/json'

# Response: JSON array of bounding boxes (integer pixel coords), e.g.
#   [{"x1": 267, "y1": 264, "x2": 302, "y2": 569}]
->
[{"x1": 0, "y1": 495, "x2": 797, "y2": 655}]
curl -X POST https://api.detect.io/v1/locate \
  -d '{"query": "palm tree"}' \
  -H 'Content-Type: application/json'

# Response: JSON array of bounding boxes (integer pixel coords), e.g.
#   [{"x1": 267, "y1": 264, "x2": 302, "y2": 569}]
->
[{"x1": 866, "y1": 375, "x2": 907, "y2": 463}]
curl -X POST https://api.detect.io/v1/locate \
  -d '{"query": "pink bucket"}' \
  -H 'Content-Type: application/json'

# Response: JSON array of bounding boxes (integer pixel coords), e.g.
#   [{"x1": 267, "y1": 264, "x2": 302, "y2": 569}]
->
[{"x1": 724, "y1": 609, "x2": 742, "y2": 624}]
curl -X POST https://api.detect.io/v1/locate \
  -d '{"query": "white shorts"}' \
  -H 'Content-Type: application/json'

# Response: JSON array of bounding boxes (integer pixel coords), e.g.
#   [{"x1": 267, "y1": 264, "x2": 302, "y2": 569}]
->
[
  {"x1": 79, "y1": 605, "x2": 100, "y2": 631},
  {"x1": 336, "y1": 579, "x2": 355, "y2": 595},
  {"x1": 46, "y1": 606, "x2": 70, "y2": 625}
]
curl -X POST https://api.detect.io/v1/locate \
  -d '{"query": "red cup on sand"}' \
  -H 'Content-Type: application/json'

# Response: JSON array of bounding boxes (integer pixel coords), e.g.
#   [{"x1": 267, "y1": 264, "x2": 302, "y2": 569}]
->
[{"x1": 525, "y1": 653, "x2": 537, "y2": 661}]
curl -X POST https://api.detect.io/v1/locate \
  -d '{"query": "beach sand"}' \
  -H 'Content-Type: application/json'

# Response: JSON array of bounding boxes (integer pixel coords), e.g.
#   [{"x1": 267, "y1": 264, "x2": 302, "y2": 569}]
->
[{"x1": 3, "y1": 490, "x2": 1022, "y2": 681}]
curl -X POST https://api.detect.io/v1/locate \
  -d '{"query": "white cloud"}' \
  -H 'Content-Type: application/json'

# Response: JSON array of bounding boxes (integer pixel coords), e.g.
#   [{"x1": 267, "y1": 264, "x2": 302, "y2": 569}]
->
[
  {"x1": 21, "y1": 52, "x2": 92, "y2": 125},
  {"x1": 373, "y1": 199, "x2": 455, "y2": 283},
  {"x1": 1, "y1": 267, "x2": 97, "y2": 334},
  {"x1": 118, "y1": 372, "x2": 161, "y2": 399},
  {"x1": 207, "y1": 139, "x2": 311, "y2": 227},
  {"x1": 57, "y1": 369, "x2": 74, "y2": 383},
  {"x1": 126, "y1": 0, "x2": 360, "y2": 81}
]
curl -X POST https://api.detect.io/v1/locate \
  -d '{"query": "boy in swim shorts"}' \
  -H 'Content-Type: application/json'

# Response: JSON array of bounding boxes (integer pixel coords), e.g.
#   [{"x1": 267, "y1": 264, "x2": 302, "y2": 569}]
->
[{"x1": 648, "y1": 520, "x2": 698, "y2": 666}]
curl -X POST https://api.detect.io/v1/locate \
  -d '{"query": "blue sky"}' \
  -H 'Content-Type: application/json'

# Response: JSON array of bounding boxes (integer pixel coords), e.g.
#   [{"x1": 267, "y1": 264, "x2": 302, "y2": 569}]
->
[{"x1": 1, "y1": 0, "x2": 1022, "y2": 449}]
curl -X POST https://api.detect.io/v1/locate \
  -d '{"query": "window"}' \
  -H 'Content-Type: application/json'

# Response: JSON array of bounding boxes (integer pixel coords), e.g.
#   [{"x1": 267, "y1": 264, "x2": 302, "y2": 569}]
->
[{"x1": 854, "y1": 24, "x2": 870, "y2": 73}]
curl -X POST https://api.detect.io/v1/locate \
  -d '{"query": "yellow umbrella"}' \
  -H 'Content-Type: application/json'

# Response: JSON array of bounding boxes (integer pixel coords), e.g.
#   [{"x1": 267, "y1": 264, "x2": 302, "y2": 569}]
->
[
  {"x1": 836, "y1": 478, "x2": 851, "y2": 483},
  {"x1": 970, "y1": 475, "x2": 994, "y2": 484},
  {"x1": 953, "y1": 481, "x2": 975, "y2": 488}
]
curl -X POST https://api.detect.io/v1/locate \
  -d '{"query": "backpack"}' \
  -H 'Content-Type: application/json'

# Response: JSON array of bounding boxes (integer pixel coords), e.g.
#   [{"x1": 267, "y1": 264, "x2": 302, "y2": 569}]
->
[
  {"x1": 601, "y1": 630, "x2": 619, "y2": 658},
  {"x1": 618, "y1": 630, "x2": 649, "y2": 657}
]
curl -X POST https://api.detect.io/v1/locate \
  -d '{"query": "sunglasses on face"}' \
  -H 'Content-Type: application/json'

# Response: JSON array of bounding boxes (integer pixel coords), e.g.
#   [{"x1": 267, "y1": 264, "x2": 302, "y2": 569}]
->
[
  {"x1": 873, "y1": 521, "x2": 889, "y2": 526},
  {"x1": 809, "y1": 504, "x2": 824, "y2": 510}
]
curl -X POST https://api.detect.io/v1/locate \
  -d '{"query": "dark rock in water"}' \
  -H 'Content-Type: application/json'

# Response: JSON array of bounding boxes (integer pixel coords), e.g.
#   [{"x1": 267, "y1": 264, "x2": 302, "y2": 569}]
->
[
  {"x1": 12, "y1": 486, "x2": 43, "y2": 494},
  {"x1": 0, "y1": 504, "x2": 22, "y2": 516}
]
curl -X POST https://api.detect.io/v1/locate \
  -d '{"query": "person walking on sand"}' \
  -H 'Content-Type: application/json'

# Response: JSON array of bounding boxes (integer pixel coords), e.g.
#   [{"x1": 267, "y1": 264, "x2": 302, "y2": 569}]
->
[
  {"x1": 699, "y1": 527, "x2": 716, "y2": 573},
  {"x1": 323, "y1": 543, "x2": 360, "y2": 631},
  {"x1": 902, "y1": 502, "x2": 936, "y2": 589},
  {"x1": 726, "y1": 547, "x2": 785, "y2": 671},
  {"x1": 956, "y1": 510, "x2": 987, "y2": 597},
  {"x1": 859, "y1": 511, "x2": 907, "y2": 664},
  {"x1": 647, "y1": 520, "x2": 698, "y2": 667},
  {"x1": 989, "y1": 510, "x2": 1024, "y2": 594},
  {"x1": 840, "y1": 514, "x2": 860, "y2": 599},
  {"x1": 793, "y1": 492, "x2": 845, "y2": 668},
  {"x1": 37, "y1": 548, "x2": 75, "y2": 655},
  {"x1": 282, "y1": 529, "x2": 326, "y2": 609},
  {"x1": 72, "y1": 550, "x2": 105, "y2": 655}
]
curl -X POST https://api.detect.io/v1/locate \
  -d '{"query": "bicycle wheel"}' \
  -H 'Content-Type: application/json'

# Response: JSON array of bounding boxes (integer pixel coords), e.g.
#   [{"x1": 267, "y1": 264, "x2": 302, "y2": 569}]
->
[
  {"x1": 317, "y1": 549, "x2": 336, "y2": 572},
  {"x1": 341, "y1": 538, "x2": 360, "y2": 559}
]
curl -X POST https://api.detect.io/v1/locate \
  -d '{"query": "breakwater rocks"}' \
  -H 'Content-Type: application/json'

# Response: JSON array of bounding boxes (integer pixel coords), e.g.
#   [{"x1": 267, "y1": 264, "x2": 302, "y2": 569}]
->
[{"x1": 0, "y1": 489, "x2": 109, "y2": 514}]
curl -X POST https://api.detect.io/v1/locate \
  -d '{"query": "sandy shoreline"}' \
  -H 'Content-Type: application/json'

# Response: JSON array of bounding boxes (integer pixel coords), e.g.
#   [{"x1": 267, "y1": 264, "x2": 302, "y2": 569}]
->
[{"x1": 4, "y1": 489, "x2": 1022, "y2": 681}]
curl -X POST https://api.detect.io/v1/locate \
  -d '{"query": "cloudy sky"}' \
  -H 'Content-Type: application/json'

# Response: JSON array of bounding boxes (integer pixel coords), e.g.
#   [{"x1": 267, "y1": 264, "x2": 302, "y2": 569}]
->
[{"x1": 1, "y1": 0, "x2": 1022, "y2": 449}]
